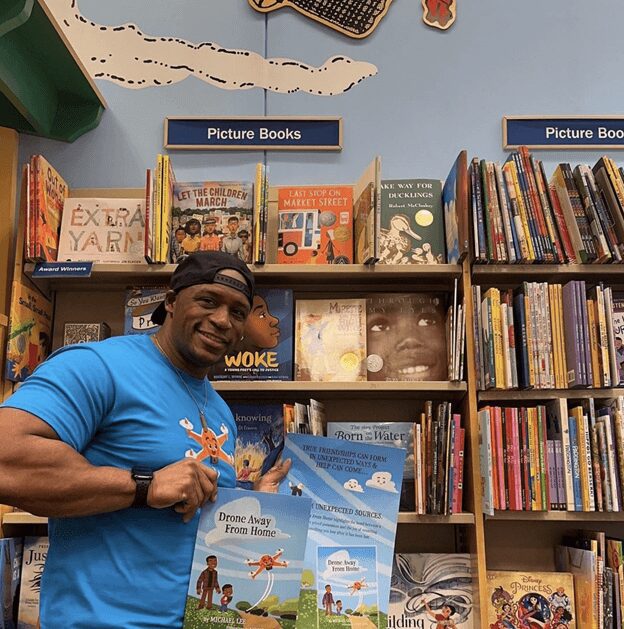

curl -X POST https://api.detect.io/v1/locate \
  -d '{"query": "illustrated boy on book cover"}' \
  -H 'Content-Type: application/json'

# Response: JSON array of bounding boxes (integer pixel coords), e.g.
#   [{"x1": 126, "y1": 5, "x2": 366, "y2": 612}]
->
[
  {"x1": 366, "y1": 293, "x2": 447, "y2": 382},
  {"x1": 183, "y1": 488, "x2": 311, "y2": 628}
]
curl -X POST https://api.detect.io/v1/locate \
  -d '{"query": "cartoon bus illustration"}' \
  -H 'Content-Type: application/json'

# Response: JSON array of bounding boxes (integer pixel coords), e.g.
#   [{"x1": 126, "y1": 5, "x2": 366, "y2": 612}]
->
[{"x1": 278, "y1": 210, "x2": 322, "y2": 259}]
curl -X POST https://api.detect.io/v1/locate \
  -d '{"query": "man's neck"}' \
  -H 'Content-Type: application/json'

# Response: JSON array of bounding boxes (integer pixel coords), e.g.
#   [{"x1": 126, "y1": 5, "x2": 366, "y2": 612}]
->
[{"x1": 151, "y1": 332, "x2": 208, "y2": 379}]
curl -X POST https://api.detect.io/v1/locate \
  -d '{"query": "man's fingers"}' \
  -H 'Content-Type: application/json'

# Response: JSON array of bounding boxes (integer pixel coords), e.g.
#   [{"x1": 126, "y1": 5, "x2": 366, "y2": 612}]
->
[
  {"x1": 196, "y1": 470, "x2": 218, "y2": 506},
  {"x1": 197, "y1": 463, "x2": 219, "y2": 484}
]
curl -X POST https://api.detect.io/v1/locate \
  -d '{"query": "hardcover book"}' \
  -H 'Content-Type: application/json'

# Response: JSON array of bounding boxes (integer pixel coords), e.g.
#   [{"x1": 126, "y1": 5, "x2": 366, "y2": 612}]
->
[
  {"x1": 17, "y1": 537, "x2": 48, "y2": 629},
  {"x1": 5, "y1": 281, "x2": 52, "y2": 383},
  {"x1": 123, "y1": 287, "x2": 167, "y2": 336},
  {"x1": 388, "y1": 554, "x2": 474, "y2": 629},
  {"x1": 207, "y1": 289, "x2": 293, "y2": 381},
  {"x1": 277, "y1": 185, "x2": 353, "y2": 264},
  {"x1": 378, "y1": 179, "x2": 445, "y2": 264},
  {"x1": 295, "y1": 299, "x2": 366, "y2": 382},
  {"x1": 354, "y1": 158, "x2": 381, "y2": 264},
  {"x1": 279, "y1": 433, "x2": 405, "y2": 628},
  {"x1": 611, "y1": 291, "x2": 624, "y2": 386},
  {"x1": 171, "y1": 181, "x2": 254, "y2": 264},
  {"x1": 486, "y1": 570, "x2": 576, "y2": 629},
  {"x1": 0, "y1": 538, "x2": 22, "y2": 629},
  {"x1": 183, "y1": 488, "x2": 311, "y2": 628},
  {"x1": 57, "y1": 198, "x2": 147, "y2": 263},
  {"x1": 443, "y1": 151, "x2": 469, "y2": 264},
  {"x1": 63, "y1": 322, "x2": 111, "y2": 346}
]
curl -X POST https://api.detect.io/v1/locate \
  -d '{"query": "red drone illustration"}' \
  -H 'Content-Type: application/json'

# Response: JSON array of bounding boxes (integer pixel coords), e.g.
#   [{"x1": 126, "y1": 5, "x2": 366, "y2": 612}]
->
[
  {"x1": 246, "y1": 548, "x2": 289, "y2": 579},
  {"x1": 348, "y1": 578, "x2": 368, "y2": 596}
]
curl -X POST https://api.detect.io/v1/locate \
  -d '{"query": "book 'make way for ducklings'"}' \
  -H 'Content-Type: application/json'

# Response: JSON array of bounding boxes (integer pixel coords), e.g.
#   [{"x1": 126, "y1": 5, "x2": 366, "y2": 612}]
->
[{"x1": 183, "y1": 488, "x2": 311, "y2": 629}]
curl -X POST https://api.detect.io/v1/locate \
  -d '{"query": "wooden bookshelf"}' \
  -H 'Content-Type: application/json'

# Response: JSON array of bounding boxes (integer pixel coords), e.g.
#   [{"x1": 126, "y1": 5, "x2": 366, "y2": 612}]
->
[
  {"x1": 2, "y1": 512, "x2": 47, "y2": 525},
  {"x1": 478, "y1": 387, "x2": 624, "y2": 401},
  {"x1": 486, "y1": 511, "x2": 624, "y2": 522},
  {"x1": 398, "y1": 512, "x2": 475, "y2": 525},
  {"x1": 473, "y1": 263, "x2": 624, "y2": 284}
]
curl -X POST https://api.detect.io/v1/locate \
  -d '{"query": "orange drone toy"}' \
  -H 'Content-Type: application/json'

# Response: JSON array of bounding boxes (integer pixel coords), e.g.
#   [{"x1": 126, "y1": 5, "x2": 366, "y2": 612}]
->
[
  {"x1": 246, "y1": 549, "x2": 289, "y2": 579},
  {"x1": 348, "y1": 578, "x2": 367, "y2": 596}
]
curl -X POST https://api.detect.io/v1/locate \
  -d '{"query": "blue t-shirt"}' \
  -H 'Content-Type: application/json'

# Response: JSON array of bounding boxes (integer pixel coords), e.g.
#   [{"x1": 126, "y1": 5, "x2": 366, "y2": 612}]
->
[{"x1": 2, "y1": 335, "x2": 237, "y2": 628}]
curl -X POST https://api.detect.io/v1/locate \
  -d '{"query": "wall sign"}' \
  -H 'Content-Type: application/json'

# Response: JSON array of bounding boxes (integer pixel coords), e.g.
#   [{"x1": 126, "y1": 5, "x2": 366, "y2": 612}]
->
[
  {"x1": 32, "y1": 262, "x2": 93, "y2": 278},
  {"x1": 504, "y1": 115, "x2": 624, "y2": 149},
  {"x1": 164, "y1": 117, "x2": 343, "y2": 151}
]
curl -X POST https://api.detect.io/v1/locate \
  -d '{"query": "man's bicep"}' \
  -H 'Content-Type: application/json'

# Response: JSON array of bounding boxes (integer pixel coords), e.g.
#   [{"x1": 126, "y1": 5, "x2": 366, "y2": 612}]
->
[{"x1": 0, "y1": 407, "x2": 62, "y2": 441}]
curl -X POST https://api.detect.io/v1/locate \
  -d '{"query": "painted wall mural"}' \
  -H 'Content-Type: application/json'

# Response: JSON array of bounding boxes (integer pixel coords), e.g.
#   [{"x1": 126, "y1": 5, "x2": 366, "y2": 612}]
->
[{"x1": 47, "y1": 0, "x2": 378, "y2": 95}]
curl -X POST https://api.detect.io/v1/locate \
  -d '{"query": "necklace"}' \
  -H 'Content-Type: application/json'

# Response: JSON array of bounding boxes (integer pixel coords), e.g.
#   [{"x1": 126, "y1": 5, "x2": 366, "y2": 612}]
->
[{"x1": 152, "y1": 335, "x2": 209, "y2": 431}]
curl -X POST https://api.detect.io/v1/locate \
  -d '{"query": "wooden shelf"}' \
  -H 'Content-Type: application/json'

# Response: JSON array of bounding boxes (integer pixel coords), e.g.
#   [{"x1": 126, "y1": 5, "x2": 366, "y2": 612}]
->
[
  {"x1": 479, "y1": 388, "x2": 624, "y2": 402},
  {"x1": 486, "y1": 511, "x2": 624, "y2": 522},
  {"x1": 473, "y1": 263, "x2": 624, "y2": 284},
  {"x1": 2, "y1": 512, "x2": 47, "y2": 525},
  {"x1": 398, "y1": 512, "x2": 474, "y2": 525}
]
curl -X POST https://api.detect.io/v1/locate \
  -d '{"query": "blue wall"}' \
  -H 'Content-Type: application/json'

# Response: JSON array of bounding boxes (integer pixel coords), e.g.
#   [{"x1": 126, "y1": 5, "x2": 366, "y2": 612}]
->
[{"x1": 18, "y1": 0, "x2": 624, "y2": 189}]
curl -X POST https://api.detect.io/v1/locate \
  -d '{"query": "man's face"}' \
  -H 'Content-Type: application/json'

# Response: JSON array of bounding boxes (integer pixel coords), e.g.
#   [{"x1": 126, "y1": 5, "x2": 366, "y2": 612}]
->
[
  {"x1": 207, "y1": 557, "x2": 217, "y2": 569},
  {"x1": 166, "y1": 271, "x2": 250, "y2": 369},
  {"x1": 228, "y1": 220, "x2": 239, "y2": 235}
]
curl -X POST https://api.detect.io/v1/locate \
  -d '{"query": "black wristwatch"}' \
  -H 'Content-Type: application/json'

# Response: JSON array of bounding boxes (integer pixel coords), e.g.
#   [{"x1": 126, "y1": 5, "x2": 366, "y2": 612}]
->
[{"x1": 131, "y1": 466, "x2": 154, "y2": 508}]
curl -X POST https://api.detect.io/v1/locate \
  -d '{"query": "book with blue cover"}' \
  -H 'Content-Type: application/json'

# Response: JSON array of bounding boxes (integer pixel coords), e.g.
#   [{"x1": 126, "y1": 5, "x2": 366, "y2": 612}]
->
[
  {"x1": 1, "y1": 538, "x2": 22, "y2": 629},
  {"x1": 279, "y1": 433, "x2": 405, "y2": 628},
  {"x1": 183, "y1": 488, "x2": 312, "y2": 628},
  {"x1": 123, "y1": 287, "x2": 167, "y2": 335}
]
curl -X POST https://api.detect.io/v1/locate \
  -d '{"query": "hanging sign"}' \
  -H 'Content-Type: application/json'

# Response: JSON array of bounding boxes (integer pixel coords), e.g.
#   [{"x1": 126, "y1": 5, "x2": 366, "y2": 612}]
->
[
  {"x1": 32, "y1": 261, "x2": 93, "y2": 278},
  {"x1": 164, "y1": 116, "x2": 342, "y2": 151},
  {"x1": 504, "y1": 115, "x2": 624, "y2": 149}
]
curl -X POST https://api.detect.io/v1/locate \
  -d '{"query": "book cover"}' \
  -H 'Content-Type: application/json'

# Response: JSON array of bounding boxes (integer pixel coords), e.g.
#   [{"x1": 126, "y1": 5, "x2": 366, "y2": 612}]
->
[
  {"x1": 5, "y1": 281, "x2": 52, "y2": 383},
  {"x1": 354, "y1": 158, "x2": 380, "y2": 265},
  {"x1": 279, "y1": 433, "x2": 405, "y2": 628},
  {"x1": 17, "y1": 537, "x2": 48, "y2": 629},
  {"x1": 554, "y1": 547, "x2": 594, "y2": 629},
  {"x1": 230, "y1": 403, "x2": 284, "y2": 490},
  {"x1": 326, "y1": 422, "x2": 415, "y2": 512},
  {"x1": 183, "y1": 488, "x2": 311, "y2": 628},
  {"x1": 443, "y1": 151, "x2": 469, "y2": 264},
  {"x1": 207, "y1": 288, "x2": 293, "y2": 381},
  {"x1": 388, "y1": 554, "x2": 474, "y2": 629},
  {"x1": 366, "y1": 294, "x2": 447, "y2": 382},
  {"x1": 295, "y1": 299, "x2": 366, "y2": 382},
  {"x1": 171, "y1": 181, "x2": 254, "y2": 264},
  {"x1": 277, "y1": 185, "x2": 353, "y2": 264},
  {"x1": 123, "y1": 287, "x2": 167, "y2": 335},
  {"x1": 610, "y1": 292, "x2": 624, "y2": 386},
  {"x1": 0, "y1": 538, "x2": 22, "y2": 629},
  {"x1": 487, "y1": 570, "x2": 576, "y2": 629},
  {"x1": 57, "y1": 198, "x2": 146, "y2": 263},
  {"x1": 378, "y1": 179, "x2": 445, "y2": 265}
]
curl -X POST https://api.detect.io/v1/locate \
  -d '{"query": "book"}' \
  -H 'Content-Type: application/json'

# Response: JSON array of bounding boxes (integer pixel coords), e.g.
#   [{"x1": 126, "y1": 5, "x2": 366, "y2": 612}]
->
[
  {"x1": 555, "y1": 545, "x2": 596, "y2": 629},
  {"x1": 388, "y1": 554, "x2": 474, "y2": 629},
  {"x1": 171, "y1": 181, "x2": 254, "y2": 263},
  {"x1": 183, "y1": 488, "x2": 311, "y2": 628},
  {"x1": 443, "y1": 150, "x2": 469, "y2": 264},
  {"x1": 486, "y1": 570, "x2": 576, "y2": 629},
  {"x1": 0, "y1": 538, "x2": 22, "y2": 629},
  {"x1": 366, "y1": 293, "x2": 447, "y2": 382},
  {"x1": 378, "y1": 179, "x2": 445, "y2": 264},
  {"x1": 611, "y1": 292, "x2": 624, "y2": 386},
  {"x1": 295, "y1": 299, "x2": 366, "y2": 382},
  {"x1": 277, "y1": 185, "x2": 354, "y2": 264},
  {"x1": 279, "y1": 433, "x2": 405, "y2": 628},
  {"x1": 123, "y1": 287, "x2": 167, "y2": 335},
  {"x1": 17, "y1": 537, "x2": 48, "y2": 629},
  {"x1": 230, "y1": 403, "x2": 284, "y2": 489},
  {"x1": 5, "y1": 281, "x2": 53, "y2": 383},
  {"x1": 63, "y1": 322, "x2": 111, "y2": 346},
  {"x1": 354, "y1": 157, "x2": 381, "y2": 265},
  {"x1": 57, "y1": 198, "x2": 147, "y2": 263},
  {"x1": 207, "y1": 288, "x2": 293, "y2": 381}
]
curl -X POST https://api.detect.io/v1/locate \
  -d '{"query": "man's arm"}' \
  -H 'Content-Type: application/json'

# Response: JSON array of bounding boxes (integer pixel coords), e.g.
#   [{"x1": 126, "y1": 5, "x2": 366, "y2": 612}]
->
[{"x1": 0, "y1": 408, "x2": 217, "y2": 521}]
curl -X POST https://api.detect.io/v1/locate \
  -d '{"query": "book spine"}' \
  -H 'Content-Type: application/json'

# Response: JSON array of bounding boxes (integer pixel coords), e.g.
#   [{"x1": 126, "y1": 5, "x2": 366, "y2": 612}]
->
[
  {"x1": 547, "y1": 439, "x2": 557, "y2": 510},
  {"x1": 527, "y1": 408, "x2": 537, "y2": 510},
  {"x1": 603, "y1": 414, "x2": 621, "y2": 511},
  {"x1": 473, "y1": 158, "x2": 488, "y2": 262},
  {"x1": 504, "y1": 290, "x2": 519, "y2": 388},
  {"x1": 532, "y1": 156, "x2": 564, "y2": 262},
  {"x1": 513, "y1": 292, "x2": 531, "y2": 389},
  {"x1": 502, "y1": 163, "x2": 530, "y2": 261},
  {"x1": 597, "y1": 420, "x2": 613, "y2": 511},
  {"x1": 576, "y1": 281, "x2": 591, "y2": 386},
  {"x1": 562, "y1": 281, "x2": 583, "y2": 387},
  {"x1": 538, "y1": 408, "x2": 549, "y2": 510},
  {"x1": 604, "y1": 287, "x2": 621, "y2": 386},
  {"x1": 587, "y1": 297, "x2": 602, "y2": 388},
  {"x1": 513, "y1": 152, "x2": 543, "y2": 261},
  {"x1": 574, "y1": 165, "x2": 611, "y2": 262},
  {"x1": 520, "y1": 408, "x2": 530, "y2": 510},
  {"x1": 494, "y1": 162, "x2": 517, "y2": 262},
  {"x1": 487, "y1": 161, "x2": 508, "y2": 261},
  {"x1": 560, "y1": 414, "x2": 576, "y2": 510},
  {"x1": 562, "y1": 163, "x2": 597, "y2": 260},
  {"x1": 568, "y1": 415, "x2": 583, "y2": 511},
  {"x1": 588, "y1": 400, "x2": 604, "y2": 512},
  {"x1": 480, "y1": 160, "x2": 495, "y2": 260},
  {"x1": 595, "y1": 286, "x2": 612, "y2": 388},
  {"x1": 506, "y1": 159, "x2": 535, "y2": 261},
  {"x1": 479, "y1": 409, "x2": 494, "y2": 515},
  {"x1": 554, "y1": 439, "x2": 566, "y2": 510},
  {"x1": 613, "y1": 401, "x2": 624, "y2": 503},
  {"x1": 523, "y1": 285, "x2": 537, "y2": 388}
]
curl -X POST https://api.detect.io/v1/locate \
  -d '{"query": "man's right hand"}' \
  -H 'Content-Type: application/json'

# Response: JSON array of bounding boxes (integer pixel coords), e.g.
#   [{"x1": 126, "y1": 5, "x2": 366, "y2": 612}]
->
[{"x1": 147, "y1": 459, "x2": 218, "y2": 523}]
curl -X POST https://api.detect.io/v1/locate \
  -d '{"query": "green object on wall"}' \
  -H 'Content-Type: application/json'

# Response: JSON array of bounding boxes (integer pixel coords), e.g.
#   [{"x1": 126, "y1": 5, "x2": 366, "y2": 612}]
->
[{"x1": 0, "y1": 0, "x2": 106, "y2": 142}]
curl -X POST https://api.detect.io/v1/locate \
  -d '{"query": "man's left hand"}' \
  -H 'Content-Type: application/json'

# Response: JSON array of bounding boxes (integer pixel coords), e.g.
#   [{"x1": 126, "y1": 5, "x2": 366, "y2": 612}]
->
[{"x1": 253, "y1": 458, "x2": 292, "y2": 493}]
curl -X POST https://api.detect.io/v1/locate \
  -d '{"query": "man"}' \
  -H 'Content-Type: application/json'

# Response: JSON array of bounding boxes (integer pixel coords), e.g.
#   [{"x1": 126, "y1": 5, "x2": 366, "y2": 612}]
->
[
  {"x1": 0, "y1": 251, "x2": 289, "y2": 628},
  {"x1": 221, "y1": 216, "x2": 243, "y2": 259},
  {"x1": 322, "y1": 584, "x2": 334, "y2": 616},
  {"x1": 200, "y1": 217, "x2": 222, "y2": 252},
  {"x1": 196, "y1": 555, "x2": 220, "y2": 610}
]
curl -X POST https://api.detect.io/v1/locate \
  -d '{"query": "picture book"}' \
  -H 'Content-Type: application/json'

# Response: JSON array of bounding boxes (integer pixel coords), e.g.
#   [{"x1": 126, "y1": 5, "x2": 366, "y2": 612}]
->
[
  {"x1": 279, "y1": 433, "x2": 405, "y2": 628},
  {"x1": 295, "y1": 299, "x2": 366, "y2": 382},
  {"x1": 366, "y1": 294, "x2": 448, "y2": 382},
  {"x1": 1, "y1": 538, "x2": 22, "y2": 629},
  {"x1": 486, "y1": 570, "x2": 576, "y2": 629},
  {"x1": 230, "y1": 403, "x2": 284, "y2": 489},
  {"x1": 354, "y1": 158, "x2": 381, "y2": 265},
  {"x1": 183, "y1": 488, "x2": 311, "y2": 628},
  {"x1": 171, "y1": 181, "x2": 254, "y2": 264},
  {"x1": 5, "y1": 281, "x2": 52, "y2": 383},
  {"x1": 611, "y1": 291, "x2": 624, "y2": 385},
  {"x1": 17, "y1": 537, "x2": 48, "y2": 629},
  {"x1": 57, "y1": 198, "x2": 147, "y2": 263},
  {"x1": 207, "y1": 288, "x2": 293, "y2": 381},
  {"x1": 277, "y1": 185, "x2": 354, "y2": 264},
  {"x1": 443, "y1": 151, "x2": 469, "y2": 264},
  {"x1": 326, "y1": 422, "x2": 415, "y2": 512},
  {"x1": 378, "y1": 179, "x2": 445, "y2": 265},
  {"x1": 388, "y1": 554, "x2": 474, "y2": 629},
  {"x1": 123, "y1": 287, "x2": 167, "y2": 335}
]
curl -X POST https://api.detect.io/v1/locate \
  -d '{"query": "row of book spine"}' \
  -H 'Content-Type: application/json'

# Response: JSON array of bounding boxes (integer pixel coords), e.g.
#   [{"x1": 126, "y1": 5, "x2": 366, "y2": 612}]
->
[
  {"x1": 473, "y1": 280, "x2": 624, "y2": 390},
  {"x1": 479, "y1": 397, "x2": 624, "y2": 513}
]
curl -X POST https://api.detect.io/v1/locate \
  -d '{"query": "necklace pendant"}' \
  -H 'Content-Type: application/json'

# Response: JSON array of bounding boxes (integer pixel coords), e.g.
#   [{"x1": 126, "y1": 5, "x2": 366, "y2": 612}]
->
[{"x1": 199, "y1": 412, "x2": 208, "y2": 432}]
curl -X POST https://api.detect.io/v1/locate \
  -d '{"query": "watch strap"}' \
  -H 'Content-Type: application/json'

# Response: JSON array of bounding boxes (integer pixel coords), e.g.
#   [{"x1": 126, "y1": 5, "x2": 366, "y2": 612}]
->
[{"x1": 131, "y1": 466, "x2": 153, "y2": 508}]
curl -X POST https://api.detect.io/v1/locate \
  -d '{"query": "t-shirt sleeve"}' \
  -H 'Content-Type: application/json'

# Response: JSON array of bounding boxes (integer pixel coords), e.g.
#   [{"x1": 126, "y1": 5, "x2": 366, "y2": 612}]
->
[{"x1": 1, "y1": 344, "x2": 114, "y2": 452}]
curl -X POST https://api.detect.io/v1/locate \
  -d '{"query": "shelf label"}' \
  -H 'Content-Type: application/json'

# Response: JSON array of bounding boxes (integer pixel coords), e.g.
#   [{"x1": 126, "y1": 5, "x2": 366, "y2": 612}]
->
[
  {"x1": 164, "y1": 116, "x2": 342, "y2": 150},
  {"x1": 503, "y1": 115, "x2": 624, "y2": 149},
  {"x1": 32, "y1": 262, "x2": 93, "y2": 277}
]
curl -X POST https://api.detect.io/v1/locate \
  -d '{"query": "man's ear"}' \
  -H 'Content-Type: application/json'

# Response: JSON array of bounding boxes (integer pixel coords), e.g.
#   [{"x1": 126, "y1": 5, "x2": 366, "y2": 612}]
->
[{"x1": 164, "y1": 290, "x2": 177, "y2": 317}]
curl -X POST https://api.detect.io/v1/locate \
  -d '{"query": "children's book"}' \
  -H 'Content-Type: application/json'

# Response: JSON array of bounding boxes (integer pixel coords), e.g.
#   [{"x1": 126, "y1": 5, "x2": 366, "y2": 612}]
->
[
  {"x1": 610, "y1": 291, "x2": 624, "y2": 385},
  {"x1": 388, "y1": 554, "x2": 474, "y2": 629},
  {"x1": 123, "y1": 287, "x2": 167, "y2": 335},
  {"x1": 230, "y1": 403, "x2": 284, "y2": 489},
  {"x1": 5, "y1": 281, "x2": 52, "y2": 383},
  {"x1": 277, "y1": 185, "x2": 353, "y2": 264},
  {"x1": 378, "y1": 179, "x2": 445, "y2": 265},
  {"x1": 183, "y1": 488, "x2": 311, "y2": 628},
  {"x1": 1, "y1": 538, "x2": 22, "y2": 629},
  {"x1": 171, "y1": 181, "x2": 254, "y2": 264},
  {"x1": 443, "y1": 151, "x2": 469, "y2": 264},
  {"x1": 486, "y1": 570, "x2": 576, "y2": 629},
  {"x1": 279, "y1": 433, "x2": 405, "y2": 628},
  {"x1": 17, "y1": 537, "x2": 48, "y2": 629},
  {"x1": 354, "y1": 158, "x2": 381, "y2": 265},
  {"x1": 295, "y1": 299, "x2": 366, "y2": 382},
  {"x1": 57, "y1": 198, "x2": 147, "y2": 263},
  {"x1": 207, "y1": 289, "x2": 293, "y2": 381}
]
